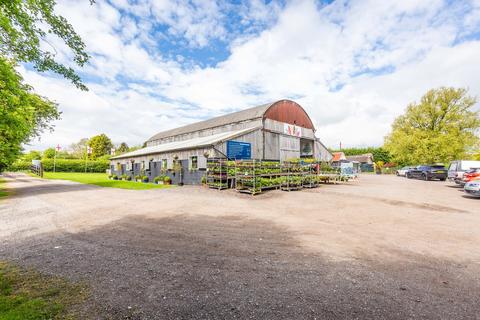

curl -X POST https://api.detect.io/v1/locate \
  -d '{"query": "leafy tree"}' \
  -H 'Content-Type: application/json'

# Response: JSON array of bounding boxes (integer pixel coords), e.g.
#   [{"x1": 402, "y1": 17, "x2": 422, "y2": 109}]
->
[
  {"x1": 384, "y1": 87, "x2": 480, "y2": 165},
  {"x1": 0, "y1": 57, "x2": 60, "y2": 172},
  {"x1": 88, "y1": 133, "x2": 113, "y2": 160},
  {"x1": 0, "y1": 0, "x2": 90, "y2": 90},
  {"x1": 69, "y1": 138, "x2": 89, "y2": 159},
  {"x1": 21, "y1": 150, "x2": 42, "y2": 162},
  {"x1": 117, "y1": 142, "x2": 129, "y2": 154},
  {"x1": 42, "y1": 147, "x2": 56, "y2": 159}
]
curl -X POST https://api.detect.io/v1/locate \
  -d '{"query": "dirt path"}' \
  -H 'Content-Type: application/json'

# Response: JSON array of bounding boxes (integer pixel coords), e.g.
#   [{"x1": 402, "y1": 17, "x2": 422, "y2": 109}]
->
[{"x1": 1, "y1": 173, "x2": 479, "y2": 319}]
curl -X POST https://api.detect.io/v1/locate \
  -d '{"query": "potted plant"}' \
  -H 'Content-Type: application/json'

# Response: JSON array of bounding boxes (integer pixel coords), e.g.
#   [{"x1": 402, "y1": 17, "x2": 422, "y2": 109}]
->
[
  {"x1": 375, "y1": 161, "x2": 384, "y2": 175},
  {"x1": 121, "y1": 174, "x2": 128, "y2": 180},
  {"x1": 201, "y1": 175, "x2": 207, "y2": 185},
  {"x1": 163, "y1": 175, "x2": 171, "y2": 185},
  {"x1": 125, "y1": 175, "x2": 132, "y2": 181},
  {"x1": 154, "y1": 175, "x2": 165, "y2": 184},
  {"x1": 142, "y1": 175, "x2": 149, "y2": 183},
  {"x1": 134, "y1": 174, "x2": 141, "y2": 182}
]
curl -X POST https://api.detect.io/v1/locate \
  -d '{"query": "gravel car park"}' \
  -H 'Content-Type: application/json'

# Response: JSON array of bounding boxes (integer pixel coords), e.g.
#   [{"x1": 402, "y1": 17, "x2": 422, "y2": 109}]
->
[{"x1": 1, "y1": 173, "x2": 479, "y2": 319}]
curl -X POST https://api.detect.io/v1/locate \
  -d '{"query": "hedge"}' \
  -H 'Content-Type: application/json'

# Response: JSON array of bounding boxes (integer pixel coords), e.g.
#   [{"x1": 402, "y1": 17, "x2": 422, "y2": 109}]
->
[{"x1": 8, "y1": 159, "x2": 110, "y2": 173}]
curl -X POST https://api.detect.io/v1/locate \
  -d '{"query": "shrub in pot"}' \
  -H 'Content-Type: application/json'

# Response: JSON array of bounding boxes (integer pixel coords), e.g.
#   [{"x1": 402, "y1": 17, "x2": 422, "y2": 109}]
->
[
  {"x1": 134, "y1": 175, "x2": 141, "y2": 182},
  {"x1": 125, "y1": 175, "x2": 132, "y2": 181},
  {"x1": 142, "y1": 175, "x2": 149, "y2": 183},
  {"x1": 163, "y1": 176, "x2": 171, "y2": 185},
  {"x1": 154, "y1": 175, "x2": 164, "y2": 184}
]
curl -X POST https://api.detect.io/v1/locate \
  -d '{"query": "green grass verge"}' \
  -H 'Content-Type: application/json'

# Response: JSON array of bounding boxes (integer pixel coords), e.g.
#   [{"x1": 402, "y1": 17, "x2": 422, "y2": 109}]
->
[
  {"x1": 0, "y1": 261, "x2": 88, "y2": 320},
  {"x1": 0, "y1": 178, "x2": 7, "y2": 199},
  {"x1": 42, "y1": 172, "x2": 171, "y2": 190}
]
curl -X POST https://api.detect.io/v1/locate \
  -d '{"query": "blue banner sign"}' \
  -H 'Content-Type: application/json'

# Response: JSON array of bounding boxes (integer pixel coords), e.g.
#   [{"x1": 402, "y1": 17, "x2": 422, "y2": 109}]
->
[{"x1": 227, "y1": 140, "x2": 251, "y2": 160}]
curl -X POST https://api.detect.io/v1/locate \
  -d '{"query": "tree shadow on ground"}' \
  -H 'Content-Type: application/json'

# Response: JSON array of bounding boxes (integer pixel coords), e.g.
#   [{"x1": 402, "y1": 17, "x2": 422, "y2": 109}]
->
[{"x1": 1, "y1": 215, "x2": 479, "y2": 319}]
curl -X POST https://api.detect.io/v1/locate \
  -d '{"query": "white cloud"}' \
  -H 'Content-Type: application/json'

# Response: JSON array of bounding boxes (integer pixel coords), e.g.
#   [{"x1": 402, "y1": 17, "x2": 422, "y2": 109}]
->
[{"x1": 21, "y1": 0, "x2": 480, "y2": 151}]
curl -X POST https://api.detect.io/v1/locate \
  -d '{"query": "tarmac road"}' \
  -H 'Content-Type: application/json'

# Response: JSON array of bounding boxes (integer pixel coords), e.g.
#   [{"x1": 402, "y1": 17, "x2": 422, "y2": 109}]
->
[{"x1": 1, "y1": 173, "x2": 479, "y2": 319}]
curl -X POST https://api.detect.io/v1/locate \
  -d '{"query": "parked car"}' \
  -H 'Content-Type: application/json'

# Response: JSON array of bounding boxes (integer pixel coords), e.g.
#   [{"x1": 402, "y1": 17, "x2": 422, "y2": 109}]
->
[
  {"x1": 464, "y1": 177, "x2": 480, "y2": 197},
  {"x1": 448, "y1": 160, "x2": 480, "y2": 184},
  {"x1": 406, "y1": 165, "x2": 448, "y2": 181},
  {"x1": 458, "y1": 168, "x2": 480, "y2": 187},
  {"x1": 396, "y1": 166, "x2": 415, "y2": 177}
]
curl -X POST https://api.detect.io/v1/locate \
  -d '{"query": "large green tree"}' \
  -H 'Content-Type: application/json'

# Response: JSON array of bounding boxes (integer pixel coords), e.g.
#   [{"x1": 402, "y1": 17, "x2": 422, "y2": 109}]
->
[
  {"x1": 88, "y1": 133, "x2": 113, "y2": 160},
  {"x1": 0, "y1": 0, "x2": 90, "y2": 90},
  {"x1": 0, "y1": 57, "x2": 60, "y2": 171},
  {"x1": 384, "y1": 87, "x2": 480, "y2": 165},
  {"x1": 117, "y1": 142, "x2": 129, "y2": 154},
  {"x1": 0, "y1": 0, "x2": 90, "y2": 170}
]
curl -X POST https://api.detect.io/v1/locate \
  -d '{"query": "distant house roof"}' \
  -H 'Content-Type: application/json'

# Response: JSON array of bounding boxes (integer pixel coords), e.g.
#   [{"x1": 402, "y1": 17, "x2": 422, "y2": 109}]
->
[
  {"x1": 111, "y1": 126, "x2": 260, "y2": 160},
  {"x1": 345, "y1": 153, "x2": 374, "y2": 163},
  {"x1": 332, "y1": 152, "x2": 346, "y2": 162}
]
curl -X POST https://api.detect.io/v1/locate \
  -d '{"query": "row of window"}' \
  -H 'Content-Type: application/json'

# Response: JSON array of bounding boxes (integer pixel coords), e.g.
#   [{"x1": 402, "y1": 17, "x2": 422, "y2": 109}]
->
[{"x1": 116, "y1": 156, "x2": 199, "y2": 171}]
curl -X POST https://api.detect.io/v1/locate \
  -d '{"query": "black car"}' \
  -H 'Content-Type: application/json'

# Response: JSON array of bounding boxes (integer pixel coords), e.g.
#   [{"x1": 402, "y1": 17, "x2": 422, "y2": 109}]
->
[{"x1": 406, "y1": 165, "x2": 448, "y2": 181}]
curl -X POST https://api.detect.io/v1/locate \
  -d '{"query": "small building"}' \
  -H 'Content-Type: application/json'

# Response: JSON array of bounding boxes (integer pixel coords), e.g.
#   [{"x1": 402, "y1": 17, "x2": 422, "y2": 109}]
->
[
  {"x1": 345, "y1": 153, "x2": 374, "y2": 165},
  {"x1": 346, "y1": 153, "x2": 374, "y2": 172},
  {"x1": 110, "y1": 99, "x2": 332, "y2": 184},
  {"x1": 331, "y1": 152, "x2": 347, "y2": 168}
]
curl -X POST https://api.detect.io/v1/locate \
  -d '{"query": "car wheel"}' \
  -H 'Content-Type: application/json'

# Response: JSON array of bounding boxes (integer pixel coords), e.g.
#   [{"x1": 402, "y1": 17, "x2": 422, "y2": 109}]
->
[
  {"x1": 423, "y1": 174, "x2": 429, "y2": 181},
  {"x1": 440, "y1": 178, "x2": 446, "y2": 181},
  {"x1": 396, "y1": 171, "x2": 399, "y2": 176},
  {"x1": 406, "y1": 173, "x2": 411, "y2": 179}
]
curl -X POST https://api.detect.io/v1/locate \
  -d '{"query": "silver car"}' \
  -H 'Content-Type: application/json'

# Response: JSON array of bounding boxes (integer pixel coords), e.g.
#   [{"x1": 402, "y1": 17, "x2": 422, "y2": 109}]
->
[
  {"x1": 464, "y1": 179, "x2": 480, "y2": 197},
  {"x1": 396, "y1": 166, "x2": 415, "y2": 177}
]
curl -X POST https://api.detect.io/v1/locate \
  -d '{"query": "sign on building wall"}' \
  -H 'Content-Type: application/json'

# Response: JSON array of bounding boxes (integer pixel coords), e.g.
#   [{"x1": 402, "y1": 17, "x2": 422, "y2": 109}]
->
[
  {"x1": 283, "y1": 123, "x2": 302, "y2": 137},
  {"x1": 227, "y1": 140, "x2": 251, "y2": 160}
]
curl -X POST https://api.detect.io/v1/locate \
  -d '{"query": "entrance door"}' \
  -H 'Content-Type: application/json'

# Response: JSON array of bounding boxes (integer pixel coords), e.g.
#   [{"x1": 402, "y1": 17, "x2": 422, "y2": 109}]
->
[{"x1": 279, "y1": 135, "x2": 300, "y2": 161}]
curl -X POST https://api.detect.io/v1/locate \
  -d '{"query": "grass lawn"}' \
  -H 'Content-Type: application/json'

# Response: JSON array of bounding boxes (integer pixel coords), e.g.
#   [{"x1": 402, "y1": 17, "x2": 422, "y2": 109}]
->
[
  {"x1": 0, "y1": 178, "x2": 7, "y2": 199},
  {"x1": 42, "y1": 172, "x2": 171, "y2": 190},
  {"x1": 0, "y1": 261, "x2": 88, "y2": 320}
]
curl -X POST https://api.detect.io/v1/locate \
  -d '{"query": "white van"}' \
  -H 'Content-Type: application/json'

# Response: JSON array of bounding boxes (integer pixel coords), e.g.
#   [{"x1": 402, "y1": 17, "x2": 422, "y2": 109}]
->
[{"x1": 448, "y1": 160, "x2": 480, "y2": 184}]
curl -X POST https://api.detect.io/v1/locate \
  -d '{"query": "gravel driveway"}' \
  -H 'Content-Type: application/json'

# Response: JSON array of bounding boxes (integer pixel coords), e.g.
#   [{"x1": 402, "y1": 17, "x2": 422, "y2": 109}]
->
[{"x1": 1, "y1": 173, "x2": 479, "y2": 319}]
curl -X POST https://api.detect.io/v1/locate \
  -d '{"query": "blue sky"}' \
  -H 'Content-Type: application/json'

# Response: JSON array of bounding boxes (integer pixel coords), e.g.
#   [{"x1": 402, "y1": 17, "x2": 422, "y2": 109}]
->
[{"x1": 21, "y1": 0, "x2": 480, "y2": 151}]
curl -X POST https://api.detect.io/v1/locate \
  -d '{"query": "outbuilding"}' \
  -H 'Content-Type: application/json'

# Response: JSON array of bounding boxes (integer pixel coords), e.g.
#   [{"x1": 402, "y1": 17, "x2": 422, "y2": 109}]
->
[{"x1": 110, "y1": 99, "x2": 332, "y2": 184}]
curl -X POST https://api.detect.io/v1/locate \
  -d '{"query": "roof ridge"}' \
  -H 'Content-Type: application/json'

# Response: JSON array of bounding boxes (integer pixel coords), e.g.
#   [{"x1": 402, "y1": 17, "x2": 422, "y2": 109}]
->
[{"x1": 146, "y1": 102, "x2": 274, "y2": 143}]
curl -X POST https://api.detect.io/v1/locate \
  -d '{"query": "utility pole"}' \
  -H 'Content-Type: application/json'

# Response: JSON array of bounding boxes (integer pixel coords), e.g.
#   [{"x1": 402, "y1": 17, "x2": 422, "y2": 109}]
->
[
  {"x1": 53, "y1": 144, "x2": 61, "y2": 172},
  {"x1": 85, "y1": 146, "x2": 92, "y2": 173}
]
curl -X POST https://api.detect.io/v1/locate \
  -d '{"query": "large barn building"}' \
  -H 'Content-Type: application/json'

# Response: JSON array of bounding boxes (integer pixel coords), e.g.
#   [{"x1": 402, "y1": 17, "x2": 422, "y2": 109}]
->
[{"x1": 110, "y1": 99, "x2": 332, "y2": 184}]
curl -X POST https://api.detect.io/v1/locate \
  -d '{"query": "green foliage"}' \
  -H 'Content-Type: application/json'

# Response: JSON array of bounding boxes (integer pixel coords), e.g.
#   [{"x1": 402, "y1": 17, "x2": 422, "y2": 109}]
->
[
  {"x1": 0, "y1": 0, "x2": 90, "y2": 90},
  {"x1": 43, "y1": 172, "x2": 171, "y2": 190},
  {"x1": 0, "y1": 178, "x2": 7, "y2": 198},
  {"x1": 43, "y1": 159, "x2": 108, "y2": 172},
  {"x1": 384, "y1": 87, "x2": 480, "y2": 165},
  {"x1": 331, "y1": 147, "x2": 391, "y2": 163},
  {"x1": 154, "y1": 175, "x2": 166, "y2": 183},
  {"x1": 117, "y1": 142, "x2": 129, "y2": 154},
  {"x1": 88, "y1": 133, "x2": 113, "y2": 160},
  {"x1": 42, "y1": 147, "x2": 55, "y2": 159},
  {"x1": 8, "y1": 159, "x2": 109, "y2": 172},
  {"x1": 69, "y1": 138, "x2": 89, "y2": 159},
  {"x1": 0, "y1": 58, "x2": 60, "y2": 172},
  {"x1": 21, "y1": 151, "x2": 41, "y2": 162}
]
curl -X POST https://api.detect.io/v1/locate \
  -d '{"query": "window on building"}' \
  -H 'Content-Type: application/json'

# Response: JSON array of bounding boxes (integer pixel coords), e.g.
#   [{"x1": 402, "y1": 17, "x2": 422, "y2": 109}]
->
[{"x1": 190, "y1": 156, "x2": 198, "y2": 170}]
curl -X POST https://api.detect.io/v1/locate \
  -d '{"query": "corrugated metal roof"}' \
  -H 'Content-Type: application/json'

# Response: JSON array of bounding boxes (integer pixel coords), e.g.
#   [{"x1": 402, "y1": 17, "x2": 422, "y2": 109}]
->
[
  {"x1": 111, "y1": 126, "x2": 260, "y2": 160},
  {"x1": 147, "y1": 102, "x2": 273, "y2": 142}
]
